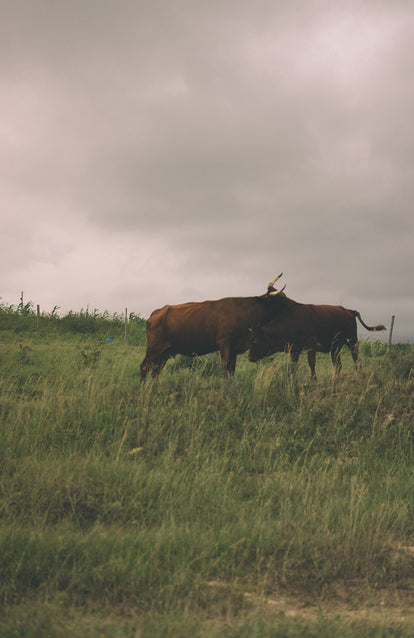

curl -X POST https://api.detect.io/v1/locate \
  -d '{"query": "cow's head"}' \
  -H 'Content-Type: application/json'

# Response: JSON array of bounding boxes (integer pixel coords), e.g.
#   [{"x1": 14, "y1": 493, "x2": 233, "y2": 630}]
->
[{"x1": 248, "y1": 327, "x2": 273, "y2": 362}]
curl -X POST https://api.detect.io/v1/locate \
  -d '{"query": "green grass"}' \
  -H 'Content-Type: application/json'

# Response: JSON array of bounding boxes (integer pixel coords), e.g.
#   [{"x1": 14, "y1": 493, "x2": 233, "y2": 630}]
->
[{"x1": 0, "y1": 310, "x2": 414, "y2": 636}]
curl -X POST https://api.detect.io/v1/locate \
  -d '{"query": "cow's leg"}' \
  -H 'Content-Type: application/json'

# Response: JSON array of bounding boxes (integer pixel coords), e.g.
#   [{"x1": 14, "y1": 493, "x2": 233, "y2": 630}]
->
[
  {"x1": 226, "y1": 352, "x2": 237, "y2": 376},
  {"x1": 152, "y1": 355, "x2": 170, "y2": 379},
  {"x1": 288, "y1": 348, "x2": 299, "y2": 376},
  {"x1": 218, "y1": 341, "x2": 232, "y2": 378},
  {"x1": 331, "y1": 345, "x2": 342, "y2": 375},
  {"x1": 219, "y1": 351, "x2": 229, "y2": 377},
  {"x1": 350, "y1": 341, "x2": 359, "y2": 370},
  {"x1": 290, "y1": 351, "x2": 299, "y2": 363},
  {"x1": 140, "y1": 354, "x2": 152, "y2": 383},
  {"x1": 331, "y1": 333, "x2": 345, "y2": 376},
  {"x1": 346, "y1": 334, "x2": 360, "y2": 371},
  {"x1": 307, "y1": 349, "x2": 317, "y2": 380}
]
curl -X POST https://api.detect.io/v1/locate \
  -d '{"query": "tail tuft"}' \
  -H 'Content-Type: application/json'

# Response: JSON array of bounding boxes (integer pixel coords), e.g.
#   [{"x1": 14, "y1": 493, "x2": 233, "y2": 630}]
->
[{"x1": 353, "y1": 310, "x2": 387, "y2": 332}]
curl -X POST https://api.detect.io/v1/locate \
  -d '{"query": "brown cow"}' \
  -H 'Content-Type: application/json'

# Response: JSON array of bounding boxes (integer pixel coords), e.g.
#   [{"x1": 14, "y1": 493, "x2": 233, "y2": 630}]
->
[
  {"x1": 140, "y1": 275, "x2": 287, "y2": 381},
  {"x1": 249, "y1": 288, "x2": 386, "y2": 379}
]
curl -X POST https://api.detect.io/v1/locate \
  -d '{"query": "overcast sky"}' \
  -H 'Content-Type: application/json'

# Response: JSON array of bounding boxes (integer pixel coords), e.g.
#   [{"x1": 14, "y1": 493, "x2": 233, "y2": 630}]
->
[{"x1": 1, "y1": 1, "x2": 413, "y2": 340}]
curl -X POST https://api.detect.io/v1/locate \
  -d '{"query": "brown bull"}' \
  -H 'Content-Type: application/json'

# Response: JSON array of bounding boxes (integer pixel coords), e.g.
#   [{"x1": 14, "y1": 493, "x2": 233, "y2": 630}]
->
[
  {"x1": 249, "y1": 288, "x2": 386, "y2": 379},
  {"x1": 140, "y1": 275, "x2": 287, "y2": 381}
]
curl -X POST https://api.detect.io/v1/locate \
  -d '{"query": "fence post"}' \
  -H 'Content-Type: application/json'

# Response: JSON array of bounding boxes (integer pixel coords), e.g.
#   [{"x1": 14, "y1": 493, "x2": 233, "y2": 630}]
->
[
  {"x1": 37, "y1": 305, "x2": 40, "y2": 338},
  {"x1": 388, "y1": 315, "x2": 395, "y2": 350},
  {"x1": 125, "y1": 308, "x2": 128, "y2": 345}
]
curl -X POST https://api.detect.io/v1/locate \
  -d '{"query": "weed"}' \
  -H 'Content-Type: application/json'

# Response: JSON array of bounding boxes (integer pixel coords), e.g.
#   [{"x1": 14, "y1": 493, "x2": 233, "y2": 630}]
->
[
  {"x1": 79, "y1": 344, "x2": 103, "y2": 368},
  {"x1": 18, "y1": 343, "x2": 33, "y2": 364}
]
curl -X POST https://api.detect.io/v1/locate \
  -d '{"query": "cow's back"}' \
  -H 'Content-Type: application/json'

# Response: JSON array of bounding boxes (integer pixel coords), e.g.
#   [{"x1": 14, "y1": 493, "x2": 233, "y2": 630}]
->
[
  {"x1": 309, "y1": 305, "x2": 356, "y2": 350},
  {"x1": 261, "y1": 303, "x2": 357, "y2": 349},
  {"x1": 145, "y1": 300, "x2": 225, "y2": 356},
  {"x1": 165, "y1": 301, "x2": 221, "y2": 355},
  {"x1": 145, "y1": 296, "x2": 278, "y2": 357}
]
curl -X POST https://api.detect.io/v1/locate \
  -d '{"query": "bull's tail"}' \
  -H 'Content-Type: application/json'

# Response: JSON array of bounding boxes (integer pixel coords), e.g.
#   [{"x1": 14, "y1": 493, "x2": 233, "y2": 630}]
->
[{"x1": 352, "y1": 310, "x2": 386, "y2": 332}]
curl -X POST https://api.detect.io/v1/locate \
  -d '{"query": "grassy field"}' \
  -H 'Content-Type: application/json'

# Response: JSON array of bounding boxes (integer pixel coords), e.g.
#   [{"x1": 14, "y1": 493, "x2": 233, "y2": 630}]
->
[{"x1": 0, "y1": 307, "x2": 414, "y2": 636}]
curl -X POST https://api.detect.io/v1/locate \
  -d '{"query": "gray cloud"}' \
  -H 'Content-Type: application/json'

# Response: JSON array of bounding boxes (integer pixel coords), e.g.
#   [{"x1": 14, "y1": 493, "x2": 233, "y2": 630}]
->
[{"x1": 1, "y1": 1, "x2": 413, "y2": 340}]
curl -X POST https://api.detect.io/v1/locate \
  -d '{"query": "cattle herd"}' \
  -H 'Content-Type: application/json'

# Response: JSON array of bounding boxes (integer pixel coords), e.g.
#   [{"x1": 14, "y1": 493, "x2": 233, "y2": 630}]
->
[{"x1": 140, "y1": 274, "x2": 386, "y2": 382}]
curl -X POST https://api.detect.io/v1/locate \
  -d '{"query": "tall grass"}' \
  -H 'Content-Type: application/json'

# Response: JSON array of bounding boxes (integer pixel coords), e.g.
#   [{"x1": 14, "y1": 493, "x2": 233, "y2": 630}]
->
[{"x1": 0, "y1": 312, "x2": 414, "y2": 636}]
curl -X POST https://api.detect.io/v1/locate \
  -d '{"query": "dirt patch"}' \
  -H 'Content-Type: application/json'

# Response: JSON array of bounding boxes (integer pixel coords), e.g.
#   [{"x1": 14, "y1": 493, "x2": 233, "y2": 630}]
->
[
  {"x1": 243, "y1": 586, "x2": 414, "y2": 625},
  {"x1": 208, "y1": 579, "x2": 414, "y2": 625}
]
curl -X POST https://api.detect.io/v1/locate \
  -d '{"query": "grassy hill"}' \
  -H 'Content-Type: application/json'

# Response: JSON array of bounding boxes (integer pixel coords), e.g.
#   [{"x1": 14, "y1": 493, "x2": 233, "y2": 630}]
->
[{"x1": 1, "y1": 305, "x2": 414, "y2": 636}]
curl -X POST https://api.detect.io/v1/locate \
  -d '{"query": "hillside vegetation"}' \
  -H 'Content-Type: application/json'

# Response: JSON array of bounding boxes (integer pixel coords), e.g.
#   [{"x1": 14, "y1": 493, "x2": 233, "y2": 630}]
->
[{"x1": 1, "y1": 304, "x2": 414, "y2": 636}]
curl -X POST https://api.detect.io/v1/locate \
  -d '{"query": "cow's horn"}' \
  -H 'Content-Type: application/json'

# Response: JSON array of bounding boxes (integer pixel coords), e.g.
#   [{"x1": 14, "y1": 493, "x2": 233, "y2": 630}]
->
[
  {"x1": 269, "y1": 284, "x2": 286, "y2": 296},
  {"x1": 268, "y1": 273, "x2": 283, "y2": 288}
]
